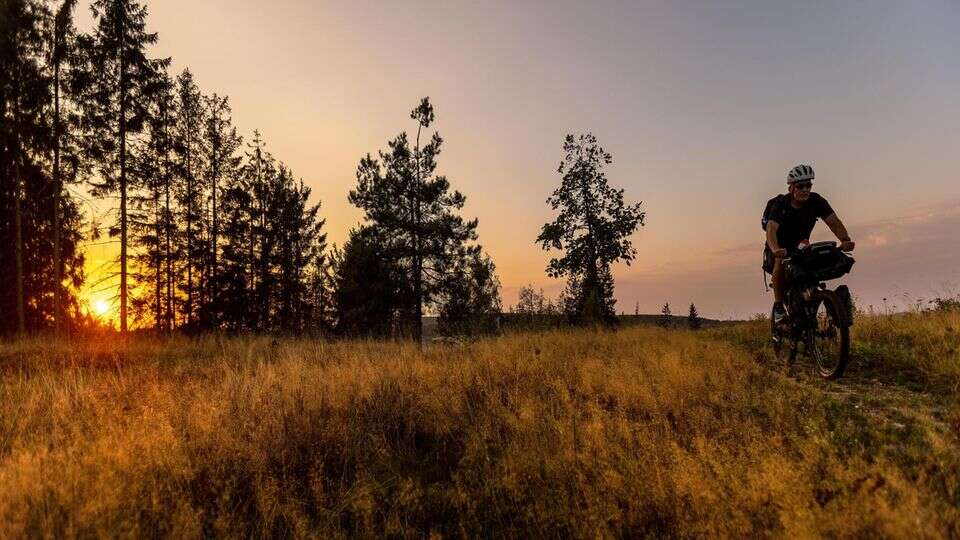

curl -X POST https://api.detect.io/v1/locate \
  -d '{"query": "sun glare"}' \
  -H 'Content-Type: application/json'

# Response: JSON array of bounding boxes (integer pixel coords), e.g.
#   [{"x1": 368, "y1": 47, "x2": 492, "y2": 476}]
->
[{"x1": 93, "y1": 299, "x2": 110, "y2": 317}]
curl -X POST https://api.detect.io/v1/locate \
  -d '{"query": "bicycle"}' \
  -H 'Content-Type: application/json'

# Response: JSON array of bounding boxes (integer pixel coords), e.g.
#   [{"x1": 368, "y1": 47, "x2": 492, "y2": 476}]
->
[{"x1": 771, "y1": 241, "x2": 855, "y2": 379}]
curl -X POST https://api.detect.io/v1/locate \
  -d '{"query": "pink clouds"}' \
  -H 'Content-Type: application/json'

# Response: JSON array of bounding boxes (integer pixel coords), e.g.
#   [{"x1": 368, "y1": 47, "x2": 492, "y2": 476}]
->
[{"x1": 866, "y1": 234, "x2": 889, "y2": 247}]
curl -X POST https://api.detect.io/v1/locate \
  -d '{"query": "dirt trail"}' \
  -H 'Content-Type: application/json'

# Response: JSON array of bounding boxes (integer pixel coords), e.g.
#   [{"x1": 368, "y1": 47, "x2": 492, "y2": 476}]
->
[{"x1": 781, "y1": 354, "x2": 958, "y2": 452}]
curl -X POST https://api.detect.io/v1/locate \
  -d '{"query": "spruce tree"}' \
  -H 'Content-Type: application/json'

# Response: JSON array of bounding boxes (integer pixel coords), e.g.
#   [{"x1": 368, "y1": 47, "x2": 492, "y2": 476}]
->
[
  {"x1": 659, "y1": 302, "x2": 671, "y2": 327},
  {"x1": 172, "y1": 68, "x2": 205, "y2": 329},
  {"x1": 212, "y1": 168, "x2": 253, "y2": 330},
  {"x1": 239, "y1": 130, "x2": 270, "y2": 326},
  {"x1": 50, "y1": 0, "x2": 81, "y2": 334},
  {"x1": 687, "y1": 303, "x2": 702, "y2": 330},
  {"x1": 131, "y1": 70, "x2": 177, "y2": 330},
  {"x1": 437, "y1": 250, "x2": 502, "y2": 336},
  {"x1": 333, "y1": 227, "x2": 403, "y2": 337},
  {"x1": 274, "y1": 170, "x2": 324, "y2": 332},
  {"x1": 302, "y1": 226, "x2": 335, "y2": 335},
  {"x1": 74, "y1": 0, "x2": 169, "y2": 332},
  {"x1": 537, "y1": 133, "x2": 645, "y2": 325},
  {"x1": 199, "y1": 93, "x2": 241, "y2": 328},
  {"x1": 1, "y1": 0, "x2": 50, "y2": 335},
  {"x1": 1, "y1": 0, "x2": 85, "y2": 335}
]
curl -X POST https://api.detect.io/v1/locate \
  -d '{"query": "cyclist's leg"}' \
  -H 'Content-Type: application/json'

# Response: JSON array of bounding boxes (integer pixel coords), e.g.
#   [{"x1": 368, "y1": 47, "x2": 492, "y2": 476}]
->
[{"x1": 772, "y1": 258, "x2": 785, "y2": 304}]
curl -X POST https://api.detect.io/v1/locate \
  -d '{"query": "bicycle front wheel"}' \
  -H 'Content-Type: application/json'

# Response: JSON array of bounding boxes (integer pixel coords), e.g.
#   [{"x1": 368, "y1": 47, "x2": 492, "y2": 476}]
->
[{"x1": 809, "y1": 290, "x2": 850, "y2": 379}]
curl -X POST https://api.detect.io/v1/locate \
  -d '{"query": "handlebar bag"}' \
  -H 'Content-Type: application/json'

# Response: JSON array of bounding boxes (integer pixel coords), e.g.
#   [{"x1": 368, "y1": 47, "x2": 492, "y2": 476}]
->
[{"x1": 788, "y1": 242, "x2": 855, "y2": 282}]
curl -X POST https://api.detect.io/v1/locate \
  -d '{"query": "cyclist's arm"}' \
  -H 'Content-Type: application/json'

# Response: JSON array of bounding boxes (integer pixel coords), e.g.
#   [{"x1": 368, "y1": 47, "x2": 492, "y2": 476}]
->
[
  {"x1": 824, "y1": 213, "x2": 853, "y2": 244},
  {"x1": 766, "y1": 220, "x2": 783, "y2": 254}
]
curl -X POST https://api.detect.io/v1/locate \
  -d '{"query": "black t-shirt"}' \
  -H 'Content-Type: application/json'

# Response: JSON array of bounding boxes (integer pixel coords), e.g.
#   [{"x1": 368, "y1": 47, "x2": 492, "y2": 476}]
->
[{"x1": 765, "y1": 192, "x2": 834, "y2": 250}]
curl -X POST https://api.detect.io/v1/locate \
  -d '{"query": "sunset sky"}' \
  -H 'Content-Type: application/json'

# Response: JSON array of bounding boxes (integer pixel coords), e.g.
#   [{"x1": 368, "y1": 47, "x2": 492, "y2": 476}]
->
[{"x1": 76, "y1": 0, "x2": 960, "y2": 320}]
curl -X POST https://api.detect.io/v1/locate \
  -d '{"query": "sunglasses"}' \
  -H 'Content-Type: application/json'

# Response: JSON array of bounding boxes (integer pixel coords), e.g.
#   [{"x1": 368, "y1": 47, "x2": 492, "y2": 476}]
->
[{"x1": 793, "y1": 181, "x2": 813, "y2": 191}]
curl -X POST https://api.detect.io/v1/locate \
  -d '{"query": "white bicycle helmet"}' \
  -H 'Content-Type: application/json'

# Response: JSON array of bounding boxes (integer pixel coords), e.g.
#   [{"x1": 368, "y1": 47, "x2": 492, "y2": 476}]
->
[{"x1": 787, "y1": 164, "x2": 815, "y2": 184}]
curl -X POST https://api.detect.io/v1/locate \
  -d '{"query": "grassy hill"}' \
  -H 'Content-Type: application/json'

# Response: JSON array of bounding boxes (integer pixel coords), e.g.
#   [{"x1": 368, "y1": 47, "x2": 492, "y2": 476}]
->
[{"x1": 1, "y1": 310, "x2": 957, "y2": 537}]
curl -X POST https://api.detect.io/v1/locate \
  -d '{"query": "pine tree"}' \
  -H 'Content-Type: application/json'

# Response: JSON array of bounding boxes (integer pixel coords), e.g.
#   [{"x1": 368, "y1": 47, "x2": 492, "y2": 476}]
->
[
  {"x1": 74, "y1": 0, "x2": 169, "y2": 332},
  {"x1": 303, "y1": 236, "x2": 335, "y2": 335},
  {"x1": 212, "y1": 168, "x2": 253, "y2": 330},
  {"x1": 687, "y1": 303, "x2": 702, "y2": 330},
  {"x1": 275, "y1": 171, "x2": 325, "y2": 332},
  {"x1": 1, "y1": 0, "x2": 50, "y2": 335},
  {"x1": 659, "y1": 302, "x2": 671, "y2": 327},
  {"x1": 536, "y1": 133, "x2": 645, "y2": 326},
  {"x1": 349, "y1": 97, "x2": 478, "y2": 343},
  {"x1": 173, "y1": 68, "x2": 204, "y2": 329},
  {"x1": 333, "y1": 227, "x2": 403, "y2": 337},
  {"x1": 50, "y1": 0, "x2": 81, "y2": 334},
  {"x1": 437, "y1": 250, "x2": 502, "y2": 336},
  {"x1": 1, "y1": 0, "x2": 85, "y2": 335},
  {"x1": 131, "y1": 70, "x2": 177, "y2": 330},
  {"x1": 239, "y1": 130, "x2": 271, "y2": 327},
  {"x1": 198, "y1": 93, "x2": 241, "y2": 328}
]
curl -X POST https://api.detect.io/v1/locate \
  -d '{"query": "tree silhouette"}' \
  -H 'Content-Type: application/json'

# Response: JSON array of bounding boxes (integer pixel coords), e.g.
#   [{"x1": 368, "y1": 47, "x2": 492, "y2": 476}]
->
[
  {"x1": 660, "y1": 302, "x2": 672, "y2": 327},
  {"x1": 131, "y1": 69, "x2": 177, "y2": 330},
  {"x1": 349, "y1": 97, "x2": 478, "y2": 343},
  {"x1": 2, "y1": 0, "x2": 49, "y2": 335},
  {"x1": 50, "y1": 0, "x2": 81, "y2": 334},
  {"x1": 687, "y1": 303, "x2": 702, "y2": 330},
  {"x1": 74, "y1": 0, "x2": 169, "y2": 332},
  {"x1": 1, "y1": 0, "x2": 86, "y2": 336},
  {"x1": 537, "y1": 133, "x2": 645, "y2": 325},
  {"x1": 437, "y1": 250, "x2": 502, "y2": 336},
  {"x1": 174, "y1": 68, "x2": 204, "y2": 328},
  {"x1": 333, "y1": 227, "x2": 404, "y2": 337},
  {"x1": 2, "y1": 1, "x2": 336, "y2": 337},
  {"x1": 201, "y1": 93, "x2": 241, "y2": 322},
  {"x1": 516, "y1": 286, "x2": 548, "y2": 315}
]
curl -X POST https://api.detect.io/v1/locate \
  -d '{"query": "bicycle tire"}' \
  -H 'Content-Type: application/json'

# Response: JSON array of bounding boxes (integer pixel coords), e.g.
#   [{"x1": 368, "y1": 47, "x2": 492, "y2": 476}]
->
[{"x1": 810, "y1": 290, "x2": 850, "y2": 380}]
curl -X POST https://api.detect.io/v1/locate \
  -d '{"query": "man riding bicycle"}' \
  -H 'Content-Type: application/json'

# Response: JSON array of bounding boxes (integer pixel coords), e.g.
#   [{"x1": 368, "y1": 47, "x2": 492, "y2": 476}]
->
[{"x1": 762, "y1": 164, "x2": 855, "y2": 323}]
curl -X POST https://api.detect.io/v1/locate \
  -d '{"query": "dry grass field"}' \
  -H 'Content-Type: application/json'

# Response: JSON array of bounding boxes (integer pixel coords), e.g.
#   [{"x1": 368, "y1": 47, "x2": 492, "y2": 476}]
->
[{"x1": 1, "y1": 310, "x2": 958, "y2": 538}]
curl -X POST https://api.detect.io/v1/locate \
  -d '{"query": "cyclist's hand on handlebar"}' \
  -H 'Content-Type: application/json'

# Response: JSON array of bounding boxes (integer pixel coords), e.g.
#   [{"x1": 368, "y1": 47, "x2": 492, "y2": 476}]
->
[
  {"x1": 840, "y1": 240, "x2": 855, "y2": 252},
  {"x1": 773, "y1": 248, "x2": 787, "y2": 258}
]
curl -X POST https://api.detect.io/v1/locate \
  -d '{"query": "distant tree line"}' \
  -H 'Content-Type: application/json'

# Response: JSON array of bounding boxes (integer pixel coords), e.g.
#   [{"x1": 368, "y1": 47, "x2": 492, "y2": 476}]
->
[{"x1": 2, "y1": 0, "x2": 650, "y2": 339}]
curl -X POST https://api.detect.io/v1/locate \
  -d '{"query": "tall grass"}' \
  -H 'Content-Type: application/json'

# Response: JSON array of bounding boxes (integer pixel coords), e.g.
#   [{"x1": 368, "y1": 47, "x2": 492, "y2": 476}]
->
[
  {"x1": 714, "y1": 309, "x2": 960, "y2": 395},
  {"x1": 1, "y1": 317, "x2": 958, "y2": 537}
]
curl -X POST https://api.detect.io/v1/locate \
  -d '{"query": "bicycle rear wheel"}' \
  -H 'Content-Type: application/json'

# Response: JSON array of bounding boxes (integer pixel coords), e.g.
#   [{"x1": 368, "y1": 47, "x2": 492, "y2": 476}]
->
[{"x1": 809, "y1": 290, "x2": 850, "y2": 379}]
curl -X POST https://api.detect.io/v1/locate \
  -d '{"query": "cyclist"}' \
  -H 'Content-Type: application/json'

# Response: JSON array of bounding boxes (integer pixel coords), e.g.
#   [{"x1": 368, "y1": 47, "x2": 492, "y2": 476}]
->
[{"x1": 762, "y1": 164, "x2": 855, "y2": 323}]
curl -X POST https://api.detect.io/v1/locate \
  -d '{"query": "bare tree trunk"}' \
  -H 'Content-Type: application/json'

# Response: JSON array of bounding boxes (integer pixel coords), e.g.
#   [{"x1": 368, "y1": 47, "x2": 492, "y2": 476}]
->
[
  {"x1": 413, "y1": 125, "x2": 423, "y2": 346},
  {"x1": 53, "y1": 60, "x2": 63, "y2": 336},
  {"x1": 210, "y1": 134, "x2": 218, "y2": 305},
  {"x1": 258, "y1": 169, "x2": 267, "y2": 328},
  {"x1": 248, "y1": 147, "x2": 259, "y2": 325},
  {"x1": 165, "y1": 155, "x2": 172, "y2": 332},
  {"x1": 118, "y1": 19, "x2": 128, "y2": 333},
  {"x1": 155, "y1": 192, "x2": 162, "y2": 331},
  {"x1": 185, "y1": 126, "x2": 193, "y2": 327},
  {"x1": 14, "y1": 163, "x2": 25, "y2": 337}
]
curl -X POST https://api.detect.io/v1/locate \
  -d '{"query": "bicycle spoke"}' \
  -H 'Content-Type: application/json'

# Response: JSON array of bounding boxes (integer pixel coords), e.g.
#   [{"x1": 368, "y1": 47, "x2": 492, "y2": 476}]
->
[{"x1": 813, "y1": 299, "x2": 842, "y2": 376}]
